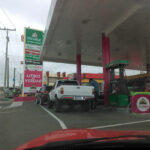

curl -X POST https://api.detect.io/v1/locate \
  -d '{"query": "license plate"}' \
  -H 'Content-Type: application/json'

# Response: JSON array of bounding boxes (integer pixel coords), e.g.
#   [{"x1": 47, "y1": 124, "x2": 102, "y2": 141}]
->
[{"x1": 74, "y1": 96, "x2": 84, "y2": 100}]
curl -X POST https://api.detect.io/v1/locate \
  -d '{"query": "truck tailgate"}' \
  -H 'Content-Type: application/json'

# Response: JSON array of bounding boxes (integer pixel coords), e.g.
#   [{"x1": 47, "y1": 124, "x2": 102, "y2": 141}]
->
[{"x1": 61, "y1": 86, "x2": 93, "y2": 96}]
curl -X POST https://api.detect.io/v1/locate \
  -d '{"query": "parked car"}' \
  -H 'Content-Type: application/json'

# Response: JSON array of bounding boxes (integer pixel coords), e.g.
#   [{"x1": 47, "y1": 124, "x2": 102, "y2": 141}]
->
[
  {"x1": 3, "y1": 88, "x2": 13, "y2": 98},
  {"x1": 49, "y1": 80, "x2": 95, "y2": 112},
  {"x1": 9, "y1": 88, "x2": 22, "y2": 97},
  {"x1": 35, "y1": 86, "x2": 53, "y2": 105}
]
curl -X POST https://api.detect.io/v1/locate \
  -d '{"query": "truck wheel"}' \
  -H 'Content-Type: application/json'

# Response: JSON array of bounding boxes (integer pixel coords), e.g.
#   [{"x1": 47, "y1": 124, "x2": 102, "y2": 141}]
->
[
  {"x1": 48, "y1": 101, "x2": 54, "y2": 109},
  {"x1": 68, "y1": 103, "x2": 74, "y2": 110},
  {"x1": 35, "y1": 97, "x2": 39, "y2": 104},
  {"x1": 82, "y1": 101, "x2": 90, "y2": 112},
  {"x1": 47, "y1": 96, "x2": 53, "y2": 108},
  {"x1": 54, "y1": 100, "x2": 61, "y2": 113},
  {"x1": 39, "y1": 98, "x2": 43, "y2": 105}
]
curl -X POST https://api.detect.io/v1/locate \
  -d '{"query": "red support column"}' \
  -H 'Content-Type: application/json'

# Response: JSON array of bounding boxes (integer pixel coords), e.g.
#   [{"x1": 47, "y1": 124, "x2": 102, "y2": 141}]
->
[
  {"x1": 46, "y1": 71, "x2": 49, "y2": 85},
  {"x1": 76, "y1": 54, "x2": 81, "y2": 84},
  {"x1": 102, "y1": 33, "x2": 110, "y2": 106},
  {"x1": 146, "y1": 63, "x2": 150, "y2": 73}
]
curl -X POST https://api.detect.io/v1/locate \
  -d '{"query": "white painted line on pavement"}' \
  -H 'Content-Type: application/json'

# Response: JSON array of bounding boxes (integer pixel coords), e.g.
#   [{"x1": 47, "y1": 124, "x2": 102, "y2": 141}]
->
[
  {"x1": 39, "y1": 105, "x2": 67, "y2": 129},
  {"x1": 4, "y1": 102, "x2": 23, "y2": 109},
  {"x1": 89, "y1": 120, "x2": 150, "y2": 129}
]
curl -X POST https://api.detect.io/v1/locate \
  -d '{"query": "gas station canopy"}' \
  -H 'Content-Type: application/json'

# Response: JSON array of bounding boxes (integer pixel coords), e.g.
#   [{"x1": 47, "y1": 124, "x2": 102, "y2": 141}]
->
[{"x1": 41, "y1": 0, "x2": 150, "y2": 70}]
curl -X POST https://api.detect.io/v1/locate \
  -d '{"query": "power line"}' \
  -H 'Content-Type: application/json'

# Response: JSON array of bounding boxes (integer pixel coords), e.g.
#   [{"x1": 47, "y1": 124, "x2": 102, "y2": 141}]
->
[
  {"x1": 0, "y1": 9, "x2": 23, "y2": 62},
  {"x1": 1, "y1": 52, "x2": 23, "y2": 59},
  {"x1": 0, "y1": 20, "x2": 5, "y2": 28},
  {"x1": 14, "y1": 31, "x2": 21, "y2": 54},
  {"x1": 0, "y1": 8, "x2": 16, "y2": 28},
  {"x1": 0, "y1": 30, "x2": 5, "y2": 43}
]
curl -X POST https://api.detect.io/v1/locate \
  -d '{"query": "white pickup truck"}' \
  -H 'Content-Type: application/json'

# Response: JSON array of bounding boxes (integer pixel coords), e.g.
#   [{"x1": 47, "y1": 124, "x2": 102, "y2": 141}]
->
[{"x1": 49, "y1": 80, "x2": 95, "y2": 112}]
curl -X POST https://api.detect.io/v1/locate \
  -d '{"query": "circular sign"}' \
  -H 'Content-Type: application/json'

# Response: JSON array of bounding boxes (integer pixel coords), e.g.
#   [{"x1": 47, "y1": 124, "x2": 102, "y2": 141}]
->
[
  {"x1": 137, "y1": 97, "x2": 150, "y2": 112},
  {"x1": 68, "y1": 74, "x2": 74, "y2": 80}
]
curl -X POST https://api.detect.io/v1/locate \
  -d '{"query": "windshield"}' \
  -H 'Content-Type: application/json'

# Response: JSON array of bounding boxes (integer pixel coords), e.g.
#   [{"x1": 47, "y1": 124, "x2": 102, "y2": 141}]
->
[{"x1": 1, "y1": 0, "x2": 150, "y2": 150}]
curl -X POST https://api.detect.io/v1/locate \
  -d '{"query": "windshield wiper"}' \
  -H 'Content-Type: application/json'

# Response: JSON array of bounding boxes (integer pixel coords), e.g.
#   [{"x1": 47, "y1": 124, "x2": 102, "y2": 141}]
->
[{"x1": 26, "y1": 135, "x2": 150, "y2": 150}]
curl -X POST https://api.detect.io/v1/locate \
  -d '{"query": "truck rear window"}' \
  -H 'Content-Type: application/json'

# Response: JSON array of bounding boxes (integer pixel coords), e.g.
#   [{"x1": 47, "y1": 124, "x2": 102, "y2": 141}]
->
[{"x1": 57, "y1": 81, "x2": 78, "y2": 87}]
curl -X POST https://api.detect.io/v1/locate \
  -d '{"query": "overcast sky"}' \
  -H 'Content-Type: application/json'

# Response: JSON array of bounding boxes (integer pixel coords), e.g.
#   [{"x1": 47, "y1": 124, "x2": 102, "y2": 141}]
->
[{"x1": 0, "y1": 0, "x2": 141, "y2": 87}]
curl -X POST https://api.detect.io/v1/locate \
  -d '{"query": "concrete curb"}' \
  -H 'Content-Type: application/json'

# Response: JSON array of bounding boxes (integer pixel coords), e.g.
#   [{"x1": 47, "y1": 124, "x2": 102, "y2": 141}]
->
[
  {"x1": 0, "y1": 99, "x2": 14, "y2": 107},
  {"x1": 14, "y1": 96, "x2": 35, "y2": 102}
]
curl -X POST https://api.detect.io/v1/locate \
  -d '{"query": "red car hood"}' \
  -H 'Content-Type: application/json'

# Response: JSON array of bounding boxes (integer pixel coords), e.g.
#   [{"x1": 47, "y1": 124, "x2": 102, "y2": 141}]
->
[{"x1": 15, "y1": 129, "x2": 150, "y2": 150}]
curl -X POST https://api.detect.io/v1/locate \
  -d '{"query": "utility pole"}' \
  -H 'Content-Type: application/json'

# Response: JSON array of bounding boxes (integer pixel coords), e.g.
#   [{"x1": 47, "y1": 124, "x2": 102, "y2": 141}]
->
[
  {"x1": 13, "y1": 68, "x2": 16, "y2": 89},
  {"x1": 4, "y1": 29, "x2": 9, "y2": 88},
  {"x1": 7, "y1": 57, "x2": 9, "y2": 88},
  {"x1": 0, "y1": 28, "x2": 16, "y2": 88},
  {"x1": 19, "y1": 73, "x2": 22, "y2": 88}
]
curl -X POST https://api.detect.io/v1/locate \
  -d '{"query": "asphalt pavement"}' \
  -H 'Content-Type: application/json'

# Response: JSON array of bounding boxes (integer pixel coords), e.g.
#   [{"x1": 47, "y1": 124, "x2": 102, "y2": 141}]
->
[
  {"x1": 0, "y1": 101, "x2": 61, "y2": 150},
  {"x1": 0, "y1": 101, "x2": 150, "y2": 150}
]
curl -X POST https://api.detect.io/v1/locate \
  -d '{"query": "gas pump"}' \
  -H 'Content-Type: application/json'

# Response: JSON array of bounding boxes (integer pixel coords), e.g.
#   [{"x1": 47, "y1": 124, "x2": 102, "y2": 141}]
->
[{"x1": 105, "y1": 60, "x2": 130, "y2": 107}]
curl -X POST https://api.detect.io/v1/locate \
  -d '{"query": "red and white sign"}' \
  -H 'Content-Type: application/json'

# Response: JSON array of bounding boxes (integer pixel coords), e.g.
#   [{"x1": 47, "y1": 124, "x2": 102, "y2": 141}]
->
[
  {"x1": 68, "y1": 74, "x2": 74, "y2": 80},
  {"x1": 24, "y1": 70, "x2": 42, "y2": 87},
  {"x1": 24, "y1": 70, "x2": 42, "y2": 93},
  {"x1": 131, "y1": 95, "x2": 150, "y2": 113},
  {"x1": 25, "y1": 49, "x2": 40, "y2": 55}
]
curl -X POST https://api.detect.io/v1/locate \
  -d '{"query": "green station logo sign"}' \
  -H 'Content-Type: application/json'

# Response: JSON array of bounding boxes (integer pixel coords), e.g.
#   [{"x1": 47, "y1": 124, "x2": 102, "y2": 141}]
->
[
  {"x1": 25, "y1": 54, "x2": 40, "y2": 61},
  {"x1": 25, "y1": 28, "x2": 43, "y2": 46}
]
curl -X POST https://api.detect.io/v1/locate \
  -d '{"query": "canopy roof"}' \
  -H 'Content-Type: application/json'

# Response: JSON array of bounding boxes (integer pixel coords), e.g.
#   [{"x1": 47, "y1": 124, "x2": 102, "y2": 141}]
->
[{"x1": 41, "y1": 0, "x2": 150, "y2": 70}]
